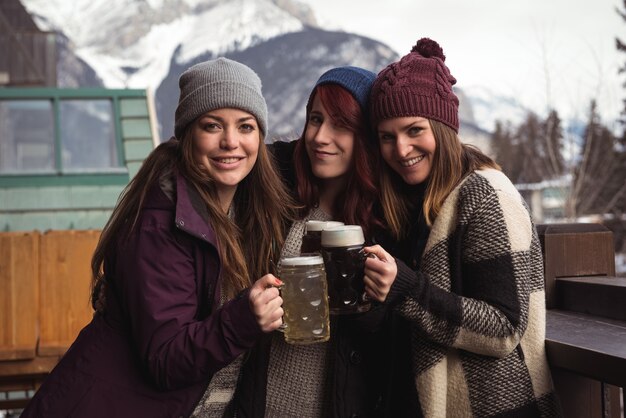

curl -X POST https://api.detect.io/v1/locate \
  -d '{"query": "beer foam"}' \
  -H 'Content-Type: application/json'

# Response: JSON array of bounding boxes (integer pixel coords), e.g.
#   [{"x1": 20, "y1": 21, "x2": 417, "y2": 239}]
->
[
  {"x1": 280, "y1": 255, "x2": 324, "y2": 266},
  {"x1": 321, "y1": 225, "x2": 365, "y2": 247},
  {"x1": 305, "y1": 220, "x2": 344, "y2": 232}
]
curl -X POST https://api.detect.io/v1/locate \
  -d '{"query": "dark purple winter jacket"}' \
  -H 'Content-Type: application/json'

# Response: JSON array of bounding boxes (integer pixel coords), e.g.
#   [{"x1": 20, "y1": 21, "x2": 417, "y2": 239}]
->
[{"x1": 21, "y1": 171, "x2": 263, "y2": 418}]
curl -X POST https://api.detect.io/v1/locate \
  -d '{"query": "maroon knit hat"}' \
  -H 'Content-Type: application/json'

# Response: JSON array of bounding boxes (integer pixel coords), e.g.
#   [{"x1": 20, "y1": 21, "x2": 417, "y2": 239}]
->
[{"x1": 369, "y1": 38, "x2": 459, "y2": 132}]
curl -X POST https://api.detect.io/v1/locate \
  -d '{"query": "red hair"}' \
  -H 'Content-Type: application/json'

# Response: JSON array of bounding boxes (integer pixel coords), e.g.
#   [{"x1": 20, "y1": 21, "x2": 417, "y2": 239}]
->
[{"x1": 293, "y1": 83, "x2": 380, "y2": 236}]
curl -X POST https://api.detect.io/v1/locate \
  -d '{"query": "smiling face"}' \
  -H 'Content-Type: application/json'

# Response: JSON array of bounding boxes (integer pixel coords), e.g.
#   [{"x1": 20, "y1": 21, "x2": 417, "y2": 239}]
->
[
  {"x1": 304, "y1": 94, "x2": 355, "y2": 182},
  {"x1": 192, "y1": 108, "x2": 260, "y2": 206},
  {"x1": 377, "y1": 116, "x2": 436, "y2": 185}
]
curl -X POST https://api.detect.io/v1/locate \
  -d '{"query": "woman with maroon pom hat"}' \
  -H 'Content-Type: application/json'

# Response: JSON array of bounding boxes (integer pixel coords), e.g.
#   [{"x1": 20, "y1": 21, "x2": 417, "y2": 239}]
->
[{"x1": 362, "y1": 38, "x2": 562, "y2": 417}]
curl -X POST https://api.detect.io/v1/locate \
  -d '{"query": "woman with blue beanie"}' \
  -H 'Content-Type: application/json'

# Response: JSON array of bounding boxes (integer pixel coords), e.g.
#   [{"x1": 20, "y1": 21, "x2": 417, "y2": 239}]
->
[
  {"x1": 21, "y1": 57, "x2": 296, "y2": 418},
  {"x1": 234, "y1": 66, "x2": 393, "y2": 417}
]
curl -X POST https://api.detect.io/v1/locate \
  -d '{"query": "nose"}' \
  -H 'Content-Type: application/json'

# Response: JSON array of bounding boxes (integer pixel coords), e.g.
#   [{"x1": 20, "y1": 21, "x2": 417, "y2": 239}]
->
[
  {"x1": 220, "y1": 128, "x2": 239, "y2": 150},
  {"x1": 394, "y1": 135, "x2": 412, "y2": 158},
  {"x1": 311, "y1": 121, "x2": 331, "y2": 145}
]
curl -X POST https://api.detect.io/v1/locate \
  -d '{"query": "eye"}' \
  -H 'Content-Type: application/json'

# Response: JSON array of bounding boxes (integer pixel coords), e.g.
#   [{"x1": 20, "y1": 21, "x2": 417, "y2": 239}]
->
[
  {"x1": 378, "y1": 133, "x2": 395, "y2": 143},
  {"x1": 308, "y1": 114, "x2": 323, "y2": 126},
  {"x1": 203, "y1": 122, "x2": 221, "y2": 132},
  {"x1": 407, "y1": 126, "x2": 423, "y2": 136},
  {"x1": 331, "y1": 121, "x2": 350, "y2": 132},
  {"x1": 239, "y1": 123, "x2": 255, "y2": 133}
]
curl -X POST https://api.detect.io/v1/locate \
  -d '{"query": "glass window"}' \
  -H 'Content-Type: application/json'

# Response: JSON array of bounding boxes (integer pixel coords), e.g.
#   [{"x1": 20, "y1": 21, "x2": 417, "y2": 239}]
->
[
  {"x1": 60, "y1": 99, "x2": 119, "y2": 171},
  {"x1": 0, "y1": 100, "x2": 55, "y2": 173}
]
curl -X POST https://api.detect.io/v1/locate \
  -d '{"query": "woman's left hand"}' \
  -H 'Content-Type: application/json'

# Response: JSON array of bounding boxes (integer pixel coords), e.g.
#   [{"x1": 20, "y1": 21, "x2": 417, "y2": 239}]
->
[{"x1": 363, "y1": 245, "x2": 397, "y2": 303}]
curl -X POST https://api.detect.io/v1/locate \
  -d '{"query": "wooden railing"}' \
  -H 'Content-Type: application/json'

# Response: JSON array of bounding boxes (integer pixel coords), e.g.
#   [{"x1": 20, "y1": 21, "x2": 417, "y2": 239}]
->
[
  {"x1": 538, "y1": 223, "x2": 625, "y2": 418},
  {"x1": 1, "y1": 225, "x2": 624, "y2": 415}
]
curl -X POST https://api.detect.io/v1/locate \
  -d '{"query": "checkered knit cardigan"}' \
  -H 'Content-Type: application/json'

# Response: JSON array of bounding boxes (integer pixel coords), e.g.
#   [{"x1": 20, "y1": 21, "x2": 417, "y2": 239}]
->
[{"x1": 393, "y1": 169, "x2": 562, "y2": 418}]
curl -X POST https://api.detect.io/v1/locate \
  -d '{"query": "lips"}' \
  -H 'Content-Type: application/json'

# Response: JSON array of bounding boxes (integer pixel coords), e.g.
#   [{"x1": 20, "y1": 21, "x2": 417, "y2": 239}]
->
[
  {"x1": 211, "y1": 156, "x2": 245, "y2": 168},
  {"x1": 214, "y1": 157, "x2": 242, "y2": 164},
  {"x1": 312, "y1": 149, "x2": 337, "y2": 159},
  {"x1": 400, "y1": 155, "x2": 425, "y2": 167}
]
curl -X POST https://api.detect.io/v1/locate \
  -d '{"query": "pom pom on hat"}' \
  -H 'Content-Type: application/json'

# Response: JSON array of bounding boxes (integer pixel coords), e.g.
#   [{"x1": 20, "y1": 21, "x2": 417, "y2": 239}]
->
[
  {"x1": 411, "y1": 38, "x2": 446, "y2": 61},
  {"x1": 369, "y1": 37, "x2": 459, "y2": 132}
]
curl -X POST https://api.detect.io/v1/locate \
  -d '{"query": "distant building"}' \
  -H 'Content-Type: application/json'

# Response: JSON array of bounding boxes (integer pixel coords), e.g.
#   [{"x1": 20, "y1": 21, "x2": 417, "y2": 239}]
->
[
  {"x1": 0, "y1": 0, "x2": 57, "y2": 87},
  {"x1": 0, "y1": 87, "x2": 159, "y2": 231},
  {"x1": 515, "y1": 176, "x2": 571, "y2": 222}
]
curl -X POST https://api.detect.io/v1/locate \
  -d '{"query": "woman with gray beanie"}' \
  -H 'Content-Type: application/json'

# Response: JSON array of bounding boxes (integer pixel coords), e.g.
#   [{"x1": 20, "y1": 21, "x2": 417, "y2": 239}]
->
[{"x1": 21, "y1": 57, "x2": 296, "y2": 418}]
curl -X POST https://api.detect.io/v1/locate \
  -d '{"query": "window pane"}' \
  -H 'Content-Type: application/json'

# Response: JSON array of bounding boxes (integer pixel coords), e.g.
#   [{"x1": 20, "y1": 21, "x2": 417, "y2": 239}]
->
[
  {"x1": 60, "y1": 99, "x2": 119, "y2": 171},
  {"x1": 0, "y1": 100, "x2": 55, "y2": 173}
]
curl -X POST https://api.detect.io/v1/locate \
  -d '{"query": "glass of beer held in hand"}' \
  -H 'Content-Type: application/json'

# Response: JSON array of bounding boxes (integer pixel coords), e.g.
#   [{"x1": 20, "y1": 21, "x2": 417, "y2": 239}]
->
[
  {"x1": 321, "y1": 225, "x2": 370, "y2": 314},
  {"x1": 277, "y1": 254, "x2": 331, "y2": 344}
]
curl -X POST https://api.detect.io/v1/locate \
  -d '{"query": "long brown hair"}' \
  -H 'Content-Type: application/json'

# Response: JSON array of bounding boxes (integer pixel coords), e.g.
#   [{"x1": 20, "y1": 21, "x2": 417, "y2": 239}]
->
[
  {"x1": 380, "y1": 119, "x2": 500, "y2": 239},
  {"x1": 91, "y1": 123, "x2": 296, "y2": 311},
  {"x1": 292, "y1": 83, "x2": 380, "y2": 236}
]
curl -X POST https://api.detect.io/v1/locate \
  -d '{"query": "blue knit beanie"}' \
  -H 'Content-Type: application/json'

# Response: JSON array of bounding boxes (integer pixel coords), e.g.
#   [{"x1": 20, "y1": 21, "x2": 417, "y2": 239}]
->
[{"x1": 311, "y1": 66, "x2": 376, "y2": 114}]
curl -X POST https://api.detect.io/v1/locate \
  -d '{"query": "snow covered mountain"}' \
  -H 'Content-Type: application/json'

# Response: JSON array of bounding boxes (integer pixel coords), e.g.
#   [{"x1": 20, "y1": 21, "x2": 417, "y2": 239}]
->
[
  {"x1": 156, "y1": 28, "x2": 397, "y2": 138},
  {"x1": 461, "y1": 85, "x2": 530, "y2": 132},
  {"x1": 19, "y1": 0, "x2": 511, "y2": 145},
  {"x1": 22, "y1": 0, "x2": 312, "y2": 90},
  {"x1": 21, "y1": 0, "x2": 401, "y2": 138}
]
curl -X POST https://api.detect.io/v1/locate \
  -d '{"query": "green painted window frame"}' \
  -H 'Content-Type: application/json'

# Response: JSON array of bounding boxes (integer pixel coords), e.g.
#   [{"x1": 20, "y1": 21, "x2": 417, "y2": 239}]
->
[{"x1": 0, "y1": 88, "x2": 148, "y2": 188}]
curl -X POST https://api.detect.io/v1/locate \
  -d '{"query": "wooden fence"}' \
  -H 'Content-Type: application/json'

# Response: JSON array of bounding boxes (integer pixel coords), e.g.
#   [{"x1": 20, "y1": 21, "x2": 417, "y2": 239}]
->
[
  {"x1": 0, "y1": 230, "x2": 98, "y2": 409},
  {"x1": 1, "y1": 225, "x2": 625, "y2": 415}
]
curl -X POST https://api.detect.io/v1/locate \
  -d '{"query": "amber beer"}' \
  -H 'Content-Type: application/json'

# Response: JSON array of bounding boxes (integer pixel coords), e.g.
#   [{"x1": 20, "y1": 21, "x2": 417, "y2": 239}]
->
[
  {"x1": 321, "y1": 225, "x2": 370, "y2": 314},
  {"x1": 301, "y1": 220, "x2": 344, "y2": 253},
  {"x1": 278, "y1": 254, "x2": 330, "y2": 344}
]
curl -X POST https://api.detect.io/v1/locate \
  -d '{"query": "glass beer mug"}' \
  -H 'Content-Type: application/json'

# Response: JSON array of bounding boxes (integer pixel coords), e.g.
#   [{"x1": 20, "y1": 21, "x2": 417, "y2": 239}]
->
[
  {"x1": 301, "y1": 220, "x2": 344, "y2": 254},
  {"x1": 321, "y1": 225, "x2": 371, "y2": 314},
  {"x1": 278, "y1": 254, "x2": 331, "y2": 344}
]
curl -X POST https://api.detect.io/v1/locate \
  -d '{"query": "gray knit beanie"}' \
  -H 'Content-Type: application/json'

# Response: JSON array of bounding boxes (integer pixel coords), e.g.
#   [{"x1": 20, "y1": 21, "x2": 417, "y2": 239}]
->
[{"x1": 174, "y1": 57, "x2": 268, "y2": 138}]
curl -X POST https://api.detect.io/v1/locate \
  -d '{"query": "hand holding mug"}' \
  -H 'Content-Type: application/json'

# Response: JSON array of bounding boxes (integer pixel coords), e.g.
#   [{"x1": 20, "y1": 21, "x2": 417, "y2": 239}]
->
[
  {"x1": 249, "y1": 274, "x2": 284, "y2": 332},
  {"x1": 363, "y1": 245, "x2": 397, "y2": 303}
]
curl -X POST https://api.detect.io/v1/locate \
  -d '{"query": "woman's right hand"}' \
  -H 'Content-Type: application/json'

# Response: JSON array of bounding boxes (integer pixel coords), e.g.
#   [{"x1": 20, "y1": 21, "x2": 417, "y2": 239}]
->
[
  {"x1": 363, "y1": 245, "x2": 398, "y2": 303},
  {"x1": 249, "y1": 274, "x2": 284, "y2": 332}
]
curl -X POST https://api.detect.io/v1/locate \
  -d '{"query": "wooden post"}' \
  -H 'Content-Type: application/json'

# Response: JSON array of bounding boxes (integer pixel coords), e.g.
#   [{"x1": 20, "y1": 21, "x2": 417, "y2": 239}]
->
[
  {"x1": 38, "y1": 230, "x2": 99, "y2": 356},
  {"x1": 0, "y1": 231, "x2": 40, "y2": 361},
  {"x1": 537, "y1": 223, "x2": 615, "y2": 309}
]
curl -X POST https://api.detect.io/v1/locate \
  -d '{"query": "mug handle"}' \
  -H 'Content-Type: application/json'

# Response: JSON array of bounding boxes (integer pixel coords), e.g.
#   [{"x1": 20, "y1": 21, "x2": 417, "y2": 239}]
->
[
  {"x1": 271, "y1": 256, "x2": 287, "y2": 333},
  {"x1": 275, "y1": 280, "x2": 287, "y2": 332},
  {"x1": 358, "y1": 249, "x2": 378, "y2": 303}
]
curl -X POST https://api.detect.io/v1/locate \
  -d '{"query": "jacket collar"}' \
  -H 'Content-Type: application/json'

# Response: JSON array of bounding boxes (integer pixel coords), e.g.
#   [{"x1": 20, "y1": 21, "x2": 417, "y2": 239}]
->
[{"x1": 173, "y1": 171, "x2": 219, "y2": 249}]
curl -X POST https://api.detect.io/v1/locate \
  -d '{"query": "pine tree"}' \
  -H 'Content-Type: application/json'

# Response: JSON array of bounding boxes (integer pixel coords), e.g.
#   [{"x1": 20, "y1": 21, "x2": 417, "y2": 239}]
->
[
  {"x1": 542, "y1": 110, "x2": 565, "y2": 177},
  {"x1": 498, "y1": 110, "x2": 564, "y2": 185},
  {"x1": 515, "y1": 112, "x2": 544, "y2": 183},
  {"x1": 491, "y1": 121, "x2": 521, "y2": 181},
  {"x1": 568, "y1": 101, "x2": 620, "y2": 217}
]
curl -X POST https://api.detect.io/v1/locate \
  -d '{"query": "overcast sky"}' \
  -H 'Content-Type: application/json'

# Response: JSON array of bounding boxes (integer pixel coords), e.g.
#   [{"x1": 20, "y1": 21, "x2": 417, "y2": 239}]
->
[{"x1": 300, "y1": 0, "x2": 625, "y2": 125}]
